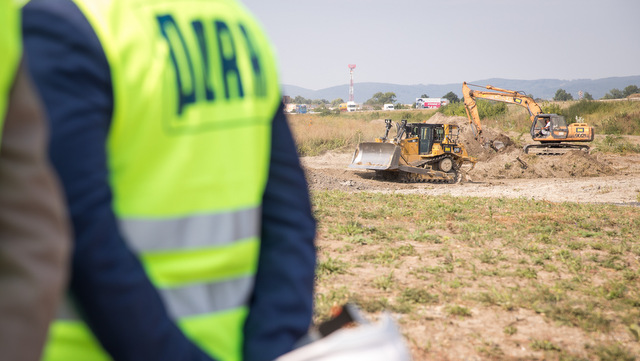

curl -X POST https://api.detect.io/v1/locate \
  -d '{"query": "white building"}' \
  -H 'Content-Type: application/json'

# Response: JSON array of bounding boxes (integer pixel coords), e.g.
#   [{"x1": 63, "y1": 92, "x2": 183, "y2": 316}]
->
[{"x1": 416, "y1": 98, "x2": 449, "y2": 109}]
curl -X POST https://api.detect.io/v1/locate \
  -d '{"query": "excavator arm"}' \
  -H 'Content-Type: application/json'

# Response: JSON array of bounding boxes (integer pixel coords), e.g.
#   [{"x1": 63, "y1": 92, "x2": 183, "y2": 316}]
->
[
  {"x1": 462, "y1": 82, "x2": 543, "y2": 136},
  {"x1": 462, "y1": 82, "x2": 485, "y2": 142}
]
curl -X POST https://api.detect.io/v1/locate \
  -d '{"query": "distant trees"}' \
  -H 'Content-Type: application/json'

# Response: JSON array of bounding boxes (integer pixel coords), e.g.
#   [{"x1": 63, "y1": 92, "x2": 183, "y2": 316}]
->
[
  {"x1": 330, "y1": 98, "x2": 345, "y2": 107},
  {"x1": 312, "y1": 98, "x2": 329, "y2": 106},
  {"x1": 292, "y1": 95, "x2": 312, "y2": 104},
  {"x1": 420, "y1": 93, "x2": 429, "y2": 98},
  {"x1": 624, "y1": 85, "x2": 640, "y2": 97},
  {"x1": 553, "y1": 89, "x2": 574, "y2": 101},
  {"x1": 601, "y1": 85, "x2": 640, "y2": 99},
  {"x1": 602, "y1": 88, "x2": 624, "y2": 100},
  {"x1": 442, "y1": 91, "x2": 460, "y2": 104},
  {"x1": 582, "y1": 92, "x2": 594, "y2": 100},
  {"x1": 365, "y1": 92, "x2": 397, "y2": 105}
]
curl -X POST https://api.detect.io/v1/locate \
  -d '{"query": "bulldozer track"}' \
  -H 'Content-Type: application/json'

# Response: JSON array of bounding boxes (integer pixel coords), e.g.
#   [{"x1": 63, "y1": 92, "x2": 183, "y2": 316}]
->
[{"x1": 377, "y1": 155, "x2": 463, "y2": 184}]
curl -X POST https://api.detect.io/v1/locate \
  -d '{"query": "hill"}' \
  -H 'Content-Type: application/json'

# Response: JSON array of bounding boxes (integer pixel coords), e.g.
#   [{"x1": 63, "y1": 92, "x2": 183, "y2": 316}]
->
[{"x1": 283, "y1": 76, "x2": 640, "y2": 104}]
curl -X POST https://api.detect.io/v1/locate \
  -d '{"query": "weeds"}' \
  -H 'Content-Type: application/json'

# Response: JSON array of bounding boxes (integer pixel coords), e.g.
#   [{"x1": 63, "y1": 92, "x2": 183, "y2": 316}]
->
[{"x1": 446, "y1": 304, "x2": 472, "y2": 317}]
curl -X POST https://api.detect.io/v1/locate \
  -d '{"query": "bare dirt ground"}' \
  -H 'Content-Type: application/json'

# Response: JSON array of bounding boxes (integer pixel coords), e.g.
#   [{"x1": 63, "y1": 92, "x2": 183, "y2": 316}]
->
[
  {"x1": 301, "y1": 114, "x2": 640, "y2": 360},
  {"x1": 301, "y1": 114, "x2": 640, "y2": 206}
]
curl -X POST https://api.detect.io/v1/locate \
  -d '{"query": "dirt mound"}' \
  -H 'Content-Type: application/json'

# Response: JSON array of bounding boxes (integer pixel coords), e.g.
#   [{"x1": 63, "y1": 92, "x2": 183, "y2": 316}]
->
[
  {"x1": 471, "y1": 149, "x2": 615, "y2": 180},
  {"x1": 425, "y1": 114, "x2": 616, "y2": 180},
  {"x1": 426, "y1": 113, "x2": 516, "y2": 161}
]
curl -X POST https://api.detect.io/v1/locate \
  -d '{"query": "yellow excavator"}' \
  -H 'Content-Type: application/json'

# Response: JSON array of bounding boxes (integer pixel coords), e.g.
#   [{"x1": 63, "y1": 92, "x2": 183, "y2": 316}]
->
[
  {"x1": 462, "y1": 82, "x2": 594, "y2": 154},
  {"x1": 349, "y1": 119, "x2": 476, "y2": 183}
]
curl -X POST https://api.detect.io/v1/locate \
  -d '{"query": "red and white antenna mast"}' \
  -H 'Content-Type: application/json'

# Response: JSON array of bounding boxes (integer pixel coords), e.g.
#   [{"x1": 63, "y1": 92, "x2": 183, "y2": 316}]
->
[{"x1": 348, "y1": 64, "x2": 356, "y2": 102}]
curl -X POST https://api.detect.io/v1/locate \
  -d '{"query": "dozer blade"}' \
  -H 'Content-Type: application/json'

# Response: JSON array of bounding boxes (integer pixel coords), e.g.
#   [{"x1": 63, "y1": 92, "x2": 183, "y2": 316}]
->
[{"x1": 348, "y1": 142, "x2": 401, "y2": 170}]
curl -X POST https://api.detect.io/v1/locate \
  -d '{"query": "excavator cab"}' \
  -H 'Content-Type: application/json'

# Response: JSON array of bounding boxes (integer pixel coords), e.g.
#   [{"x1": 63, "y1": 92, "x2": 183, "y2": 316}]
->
[
  {"x1": 526, "y1": 114, "x2": 591, "y2": 154},
  {"x1": 531, "y1": 114, "x2": 569, "y2": 141}
]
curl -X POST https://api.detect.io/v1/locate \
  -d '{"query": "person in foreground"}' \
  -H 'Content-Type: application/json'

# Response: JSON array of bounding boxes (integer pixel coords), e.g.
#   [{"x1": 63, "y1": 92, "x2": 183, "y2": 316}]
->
[
  {"x1": 23, "y1": 0, "x2": 316, "y2": 360},
  {"x1": 1, "y1": 0, "x2": 70, "y2": 360}
]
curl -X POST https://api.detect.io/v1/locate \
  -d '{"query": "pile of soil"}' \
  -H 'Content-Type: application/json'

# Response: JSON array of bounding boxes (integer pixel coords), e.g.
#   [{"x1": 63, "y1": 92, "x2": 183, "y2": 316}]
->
[{"x1": 424, "y1": 113, "x2": 615, "y2": 181}]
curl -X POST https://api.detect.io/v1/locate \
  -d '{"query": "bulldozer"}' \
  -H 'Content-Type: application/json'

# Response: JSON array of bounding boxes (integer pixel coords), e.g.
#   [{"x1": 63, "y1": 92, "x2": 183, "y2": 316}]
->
[
  {"x1": 462, "y1": 82, "x2": 594, "y2": 155},
  {"x1": 349, "y1": 119, "x2": 476, "y2": 183}
]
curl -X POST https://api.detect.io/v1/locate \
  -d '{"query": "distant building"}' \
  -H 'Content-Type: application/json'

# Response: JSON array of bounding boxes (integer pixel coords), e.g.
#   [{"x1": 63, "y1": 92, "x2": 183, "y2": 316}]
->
[
  {"x1": 285, "y1": 103, "x2": 296, "y2": 113},
  {"x1": 285, "y1": 103, "x2": 308, "y2": 113},
  {"x1": 416, "y1": 98, "x2": 449, "y2": 109}
]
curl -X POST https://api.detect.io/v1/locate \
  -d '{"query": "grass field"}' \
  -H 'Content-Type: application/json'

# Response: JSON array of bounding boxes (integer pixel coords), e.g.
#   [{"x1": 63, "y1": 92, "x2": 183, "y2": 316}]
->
[
  {"x1": 311, "y1": 192, "x2": 640, "y2": 359},
  {"x1": 296, "y1": 101, "x2": 640, "y2": 359}
]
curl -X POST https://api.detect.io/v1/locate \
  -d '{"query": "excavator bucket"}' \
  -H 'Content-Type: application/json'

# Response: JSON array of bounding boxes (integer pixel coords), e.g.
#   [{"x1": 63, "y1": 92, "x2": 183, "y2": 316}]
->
[{"x1": 348, "y1": 142, "x2": 401, "y2": 170}]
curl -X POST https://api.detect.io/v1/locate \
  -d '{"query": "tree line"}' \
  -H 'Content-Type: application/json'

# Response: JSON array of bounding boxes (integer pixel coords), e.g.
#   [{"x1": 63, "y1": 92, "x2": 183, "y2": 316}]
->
[
  {"x1": 287, "y1": 84, "x2": 640, "y2": 108},
  {"x1": 552, "y1": 85, "x2": 639, "y2": 101}
]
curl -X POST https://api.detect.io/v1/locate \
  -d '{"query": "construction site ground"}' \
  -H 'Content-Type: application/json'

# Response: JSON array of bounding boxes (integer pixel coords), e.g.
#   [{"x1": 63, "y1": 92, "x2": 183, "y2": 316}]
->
[
  {"x1": 300, "y1": 114, "x2": 640, "y2": 360},
  {"x1": 302, "y1": 114, "x2": 640, "y2": 206}
]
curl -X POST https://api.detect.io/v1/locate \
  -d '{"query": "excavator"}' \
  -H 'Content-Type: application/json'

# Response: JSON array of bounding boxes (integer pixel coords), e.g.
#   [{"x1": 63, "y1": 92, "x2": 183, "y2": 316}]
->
[
  {"x1": 462, "y1": 82, "x2": 594, "y2": 155},
  {"x1": 349, "y1": 119, "x2": 476, "y2": 183}
]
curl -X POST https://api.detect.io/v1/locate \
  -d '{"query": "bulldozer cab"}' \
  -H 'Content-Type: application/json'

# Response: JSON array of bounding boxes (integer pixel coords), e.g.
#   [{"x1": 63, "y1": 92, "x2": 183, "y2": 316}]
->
[
  {"x1": 404, "y1": 124, "x2": 439, "y2": 155},
  {"x1": 412, "y1": 124, "x2": 458, "y2": 154}
]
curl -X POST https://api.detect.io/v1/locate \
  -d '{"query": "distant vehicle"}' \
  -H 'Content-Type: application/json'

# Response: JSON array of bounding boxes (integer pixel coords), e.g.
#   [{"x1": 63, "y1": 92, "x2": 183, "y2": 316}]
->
[
  {"x1": 383, "y1": 104, "x2": 395, "y2": 111},
  {"x1": 416, "y1": 98, "x2": 448, "y2": 109},
  {"x1": 295, "y1": 104, "x2": 308, "y2": 114},
  {"x1": 347, "y1": 101, "x2": 357, "y2": 112}
]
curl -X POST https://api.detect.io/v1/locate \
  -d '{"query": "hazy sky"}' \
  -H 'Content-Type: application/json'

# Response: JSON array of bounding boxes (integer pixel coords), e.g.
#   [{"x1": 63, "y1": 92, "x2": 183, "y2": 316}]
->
[{"x1": 238, "y1": 0, "x2": 640, "y2": 90}]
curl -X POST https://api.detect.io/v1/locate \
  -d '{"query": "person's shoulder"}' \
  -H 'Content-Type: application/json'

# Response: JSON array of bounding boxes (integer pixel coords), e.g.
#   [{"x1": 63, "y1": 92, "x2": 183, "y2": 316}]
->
[{"x1": 23, "y1": 0, "x2": 93, "y2": 36}]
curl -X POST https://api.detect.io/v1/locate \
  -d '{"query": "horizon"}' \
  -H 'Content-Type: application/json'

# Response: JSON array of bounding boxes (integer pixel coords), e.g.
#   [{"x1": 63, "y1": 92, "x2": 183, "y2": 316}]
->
[{"x1": 283, "y1": 74, "x2": 640, "y2": 92}]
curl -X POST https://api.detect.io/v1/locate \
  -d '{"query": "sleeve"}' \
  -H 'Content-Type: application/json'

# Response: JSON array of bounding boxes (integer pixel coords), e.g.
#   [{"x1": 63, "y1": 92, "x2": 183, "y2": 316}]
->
[
  {"x1": 22, "y1": 2, "x2": 215, "y2": 361},
  {"x1": 243, "y1": 103, "x2": 317, "y2": 361},
  {"x1": 0, "y1": 61, "x2": 71, "y2": 361}
]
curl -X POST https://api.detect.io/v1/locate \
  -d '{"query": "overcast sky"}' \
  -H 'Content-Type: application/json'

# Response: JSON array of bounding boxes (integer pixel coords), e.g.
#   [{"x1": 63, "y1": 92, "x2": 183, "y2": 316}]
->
[{"x1": 238, "y1": 0, "x2": 640, "y2": 90}]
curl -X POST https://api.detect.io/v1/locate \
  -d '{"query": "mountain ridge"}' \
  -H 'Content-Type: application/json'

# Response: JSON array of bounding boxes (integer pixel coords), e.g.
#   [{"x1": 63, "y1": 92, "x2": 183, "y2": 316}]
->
[{"x1": 282, "y1": 76, "x2": 640, "y2": 104}]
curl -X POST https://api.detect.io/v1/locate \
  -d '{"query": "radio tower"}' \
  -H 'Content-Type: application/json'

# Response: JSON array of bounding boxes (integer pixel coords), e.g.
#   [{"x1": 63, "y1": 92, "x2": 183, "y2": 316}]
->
[{"x1": 348, "y1": 64, "x2": 356, "y2": 102}]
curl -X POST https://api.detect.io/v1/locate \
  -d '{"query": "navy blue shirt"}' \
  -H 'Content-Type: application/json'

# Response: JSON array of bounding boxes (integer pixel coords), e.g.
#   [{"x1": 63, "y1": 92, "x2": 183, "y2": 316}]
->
[{"x1": 22, "y1": 1, "x2": 316, "y2": 361}]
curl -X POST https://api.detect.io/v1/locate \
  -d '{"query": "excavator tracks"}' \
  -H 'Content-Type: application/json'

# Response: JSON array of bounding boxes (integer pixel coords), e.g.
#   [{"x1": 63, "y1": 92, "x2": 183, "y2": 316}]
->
[{"x1": 524, "y1": 144, "x2": 590, "y2": 156}]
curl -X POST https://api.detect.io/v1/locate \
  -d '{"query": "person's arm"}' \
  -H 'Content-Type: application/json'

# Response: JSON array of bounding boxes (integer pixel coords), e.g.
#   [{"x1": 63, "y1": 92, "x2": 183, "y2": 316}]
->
[
  {"x1": 22, "y1": 2, "x2": 215, "y2": 360},
  {"x1": 0, "y1": 61, "x2": 70, "y2": 361},
  {"x1": 243, "y1": 103, "x2": 317, "y2": 361}
]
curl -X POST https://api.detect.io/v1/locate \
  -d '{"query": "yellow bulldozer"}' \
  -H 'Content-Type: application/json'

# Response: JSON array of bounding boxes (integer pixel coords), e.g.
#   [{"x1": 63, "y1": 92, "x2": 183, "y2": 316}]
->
[{"x1": 349, "y1": 119, "x2": 476, "y2": 183}]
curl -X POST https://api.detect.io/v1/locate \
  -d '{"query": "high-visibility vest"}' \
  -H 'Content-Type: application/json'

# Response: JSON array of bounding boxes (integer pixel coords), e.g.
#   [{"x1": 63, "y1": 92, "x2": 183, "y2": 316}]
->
[
  {"x1": 42, "y1": 0, "x2": 281, "y2": 360},
  {"x1": 0, "y1": 0, "x2": 22, "y2": 143}
]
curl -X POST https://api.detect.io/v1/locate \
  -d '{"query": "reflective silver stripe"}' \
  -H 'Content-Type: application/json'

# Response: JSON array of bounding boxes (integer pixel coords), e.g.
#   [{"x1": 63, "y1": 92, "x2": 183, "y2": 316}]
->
[
  {"x1": 118, "y1": 207, "x2": 261, "y2": 252},
  {"x1": 56, "y1": 275, "x2": 254, "y2": 321},
  {"x1": 162, "y1": 275, "x2": 254, "y2": 319}
]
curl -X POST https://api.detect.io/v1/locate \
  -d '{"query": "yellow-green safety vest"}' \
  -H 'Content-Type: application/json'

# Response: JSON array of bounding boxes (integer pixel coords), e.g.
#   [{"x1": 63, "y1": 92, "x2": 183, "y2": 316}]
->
[
  {"x1": 43, "y1": 0, "x2": 281, "y2": 360},
  {"x1": 0, "y1": 0, "x2": 23, "y2": 143}
]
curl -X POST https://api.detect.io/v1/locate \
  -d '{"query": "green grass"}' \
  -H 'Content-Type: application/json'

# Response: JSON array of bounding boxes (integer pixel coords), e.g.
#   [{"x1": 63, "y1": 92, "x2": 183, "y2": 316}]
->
[
  {"x1": 312, "y1": 191, "x2": 640, "y2": 357},
  {"x1": 594, "y1": 135, "x2": 640, "y2": 154}
]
